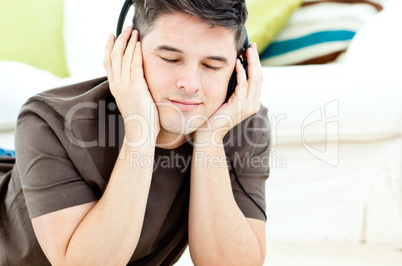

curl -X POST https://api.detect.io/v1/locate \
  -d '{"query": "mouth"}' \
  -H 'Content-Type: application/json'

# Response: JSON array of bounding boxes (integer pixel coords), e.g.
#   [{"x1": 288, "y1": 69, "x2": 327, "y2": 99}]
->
[{"x1": 168, "y1": 99, "x2": 202, "y2": 111}]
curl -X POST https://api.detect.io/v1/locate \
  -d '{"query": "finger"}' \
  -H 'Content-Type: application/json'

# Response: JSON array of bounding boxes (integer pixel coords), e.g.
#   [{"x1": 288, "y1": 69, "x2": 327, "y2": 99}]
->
[
  {"x1": 252, "y1": 43, "x2": 263, "y2": 102},
  {"x1": 123, "y1": 30, "x2": 139, "y2": 81},
  {"x1": 246, "y1": 43, "x2": 263, "y2": 102},
  {"x1": 131, "y1": 41, "x2": 144, "y2": 80},
  {"x1": 250, "y1": 42, "x2": 260, "y2": 60},
  {"x1": 233, "y1": 58, "x2": 248, "y2": 100},
  {"x1": 104, "y1": 34, "x2": 115, "y2": 84},
  {"x1": 111, "y1": 26, "x2": 133, "y2": 79}
]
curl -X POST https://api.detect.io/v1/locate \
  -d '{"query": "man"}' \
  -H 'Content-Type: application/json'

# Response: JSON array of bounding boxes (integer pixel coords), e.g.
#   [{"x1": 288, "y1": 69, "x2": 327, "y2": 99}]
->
[{"x1": 0, "y1": 0, "x2": 270, "y2": 265}]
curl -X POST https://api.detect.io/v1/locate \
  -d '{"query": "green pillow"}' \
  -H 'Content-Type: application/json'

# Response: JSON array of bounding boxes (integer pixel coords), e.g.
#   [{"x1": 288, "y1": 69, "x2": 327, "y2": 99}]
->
[
  {"x1": 0, "y1": 0, "x2": 68, "y2": 77},
  {"x1": 246, "y1": 0, "x2": 303, "y2": 54}
]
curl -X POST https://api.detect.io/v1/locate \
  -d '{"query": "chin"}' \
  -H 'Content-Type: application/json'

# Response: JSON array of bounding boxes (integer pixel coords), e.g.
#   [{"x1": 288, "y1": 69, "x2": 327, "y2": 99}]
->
[
  {"x1": 159, "y1": 115, "x2": 204, "y2": 136},
  {"x1": 157, "y1": 103, "x2": 206, "y2": 134}
]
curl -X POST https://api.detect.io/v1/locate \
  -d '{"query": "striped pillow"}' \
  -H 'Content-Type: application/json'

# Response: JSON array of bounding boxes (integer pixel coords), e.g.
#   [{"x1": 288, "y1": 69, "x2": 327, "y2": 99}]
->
[
  {"x1": 260, "y1": 0, "x2": 385, "y2": 66},
  {"x1": 0, "y1": 148, "x2": 15, "y2": 157}
]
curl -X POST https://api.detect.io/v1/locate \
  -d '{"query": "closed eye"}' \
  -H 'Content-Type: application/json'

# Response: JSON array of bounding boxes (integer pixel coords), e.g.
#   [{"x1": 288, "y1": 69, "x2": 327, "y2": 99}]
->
[
  {"x1": 160, "y1": 57, "x2": 179, "y2": 64},
  {"x1": 203, "y1": 64, "x2": 220, "y2": 71},
  {"x1": 161, "y1": 57, "x2": 220, "y2": 71}
]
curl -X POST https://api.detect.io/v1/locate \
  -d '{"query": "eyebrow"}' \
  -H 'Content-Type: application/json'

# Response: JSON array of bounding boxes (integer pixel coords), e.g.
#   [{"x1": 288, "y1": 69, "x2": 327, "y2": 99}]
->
[
  {"x1": 156, "y1": 45, "x2": 183, "y2": 54},
  {"x1": 155, "y1": 45, "x2": 229, "y2": 64}
]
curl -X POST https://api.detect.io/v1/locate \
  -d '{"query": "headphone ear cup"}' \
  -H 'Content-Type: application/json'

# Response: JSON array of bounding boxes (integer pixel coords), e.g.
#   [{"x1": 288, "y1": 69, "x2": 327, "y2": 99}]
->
[
  {"x1": 242, "y1": 54, "x2": 248, "y2": 80},
  {"x1": 225, "y1": 55, "x2": 246, "y2": 103},
  {"x1": 226, "y1": 70, "x2": 237, "y2": 103}
]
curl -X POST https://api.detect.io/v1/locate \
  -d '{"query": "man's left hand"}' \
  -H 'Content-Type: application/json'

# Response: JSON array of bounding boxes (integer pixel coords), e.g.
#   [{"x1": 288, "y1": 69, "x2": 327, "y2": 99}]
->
[{"x1": 195, "y1": 42, "x2": 263, "y2": 143}]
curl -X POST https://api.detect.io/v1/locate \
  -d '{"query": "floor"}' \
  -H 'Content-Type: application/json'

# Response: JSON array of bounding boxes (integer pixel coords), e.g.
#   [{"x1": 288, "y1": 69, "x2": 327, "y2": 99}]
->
[{"x1": 174, "y1": 242, "x2": 402, "y2": 265}]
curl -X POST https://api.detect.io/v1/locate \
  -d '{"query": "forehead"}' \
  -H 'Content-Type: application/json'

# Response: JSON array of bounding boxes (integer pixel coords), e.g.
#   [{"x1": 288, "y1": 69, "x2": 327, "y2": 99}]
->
[{"x1": 142, "y1": 12, "x2": 237, "y2": 56}]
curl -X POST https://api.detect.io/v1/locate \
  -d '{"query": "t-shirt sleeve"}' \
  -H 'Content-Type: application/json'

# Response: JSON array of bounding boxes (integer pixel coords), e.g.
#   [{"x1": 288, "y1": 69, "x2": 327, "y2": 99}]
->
[
  {"x1": 227, "y1": 107, "x2": 271, "y2": 221},
  {"x1": 15, "y1": 111, "x2": 99, "y2": 218}
]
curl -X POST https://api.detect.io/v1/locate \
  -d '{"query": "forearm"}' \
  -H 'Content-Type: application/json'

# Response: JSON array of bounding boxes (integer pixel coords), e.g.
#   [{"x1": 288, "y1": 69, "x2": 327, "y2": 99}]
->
[
  {"x1": 188, "y1": 134, "x2": 262, "y2": 266},
  {"x1": 62, "y1": 137, "x2": 155, "y2": 265}
]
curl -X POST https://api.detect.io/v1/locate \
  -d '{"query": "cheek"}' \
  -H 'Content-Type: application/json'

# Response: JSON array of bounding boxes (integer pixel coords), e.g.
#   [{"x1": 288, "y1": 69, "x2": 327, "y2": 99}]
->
[
  {"x1": 203, "y1": 72, "x2": 231, "y2": 106},
  {"x1": 142, "y1": 54, "x2": 171, "y2": 101}
]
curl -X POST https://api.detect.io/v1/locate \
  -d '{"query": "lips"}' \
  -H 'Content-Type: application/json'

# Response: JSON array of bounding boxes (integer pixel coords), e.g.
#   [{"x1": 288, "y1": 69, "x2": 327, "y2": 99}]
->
[{"x1": 168, "y1": 99, "x2": 201, "y2": 111}]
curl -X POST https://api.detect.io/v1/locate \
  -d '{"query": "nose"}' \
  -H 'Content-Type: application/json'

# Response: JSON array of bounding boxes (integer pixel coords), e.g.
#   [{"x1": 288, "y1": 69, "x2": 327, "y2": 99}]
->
[{"x1": 176, "y1": 64, "x2": 201, "y2": 94}]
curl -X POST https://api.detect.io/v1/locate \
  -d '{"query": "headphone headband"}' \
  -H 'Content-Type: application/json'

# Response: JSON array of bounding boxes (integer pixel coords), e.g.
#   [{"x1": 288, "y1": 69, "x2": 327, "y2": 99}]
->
[{"x1": 116, "y1": 0, "x2": 133, "y2": 37}]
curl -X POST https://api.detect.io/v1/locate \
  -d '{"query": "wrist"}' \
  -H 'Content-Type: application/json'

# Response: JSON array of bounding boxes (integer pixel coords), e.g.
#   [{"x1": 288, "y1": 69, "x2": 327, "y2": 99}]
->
[
  {"x1": 119, "y1": 136, "x2": 156, "y2": 161},
  {"x1": 124, "y1": 117, "x2": 159, "y2": 145},
  {"x1": 124, "y1": 128, "x2": 157, "y2": 149},
  {"x1": 194, "y1": 130, "x2": 226, "y2": 148}
]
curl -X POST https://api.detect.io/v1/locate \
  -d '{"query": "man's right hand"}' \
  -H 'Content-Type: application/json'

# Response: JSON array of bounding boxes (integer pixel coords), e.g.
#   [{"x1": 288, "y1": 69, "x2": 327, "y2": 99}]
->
[{"x1": 104, "y1": 26, "x2": 160, "y2": 143}]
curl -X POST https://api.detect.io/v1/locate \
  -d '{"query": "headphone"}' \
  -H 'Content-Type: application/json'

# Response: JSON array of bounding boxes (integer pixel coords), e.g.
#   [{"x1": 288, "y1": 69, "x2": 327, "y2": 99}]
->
[{"x1": 116, "y1": 0, "x2": 266, "y2": 221}]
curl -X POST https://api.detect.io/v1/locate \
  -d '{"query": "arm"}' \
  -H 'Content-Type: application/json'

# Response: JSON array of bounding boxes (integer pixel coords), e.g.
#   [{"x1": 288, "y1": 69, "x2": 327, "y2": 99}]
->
[
  {"x1": 189, "y1": 142, "x2": 266, "y2": 266},
  {"x1": 31, "y1": 27, "x2": 159, "y2": 265},
  {"x1": 188, "y1": 43, "x2": 266, "y2": 265}
]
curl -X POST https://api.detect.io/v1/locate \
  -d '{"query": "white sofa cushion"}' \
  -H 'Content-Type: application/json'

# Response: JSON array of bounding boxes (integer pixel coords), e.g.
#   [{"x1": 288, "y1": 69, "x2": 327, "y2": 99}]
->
[{"x1": 260, "y1": 65, "x2": 402, "y2": 144}]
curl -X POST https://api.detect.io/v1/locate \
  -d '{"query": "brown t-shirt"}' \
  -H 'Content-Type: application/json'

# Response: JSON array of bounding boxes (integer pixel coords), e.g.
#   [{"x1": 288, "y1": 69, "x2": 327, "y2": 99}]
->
[{"x1": 0, "y1": 77, "x2": 270, "y2": 265}]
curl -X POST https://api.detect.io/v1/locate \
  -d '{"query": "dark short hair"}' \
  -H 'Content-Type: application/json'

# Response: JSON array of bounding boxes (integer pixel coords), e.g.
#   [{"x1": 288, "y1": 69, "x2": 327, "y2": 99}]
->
[{"x1": 132, "y1": 0, "x2": 248, "y2": 55}]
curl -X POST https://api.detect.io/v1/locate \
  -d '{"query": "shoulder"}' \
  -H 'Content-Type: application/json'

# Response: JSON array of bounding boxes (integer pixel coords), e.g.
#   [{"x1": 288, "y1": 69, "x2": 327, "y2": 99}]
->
[
  {"x1": 223, "y1": 104, "x2": 270, "y2": 155},
  {"x1": 19, "y1": 77, "x2": 110, "y2": 123},
  {"x1": 13, "y1": 78, "x2": 111, "y2": 217},
  {"x1": 15, "y1": 77, "x2": 113, "y2": 185}
]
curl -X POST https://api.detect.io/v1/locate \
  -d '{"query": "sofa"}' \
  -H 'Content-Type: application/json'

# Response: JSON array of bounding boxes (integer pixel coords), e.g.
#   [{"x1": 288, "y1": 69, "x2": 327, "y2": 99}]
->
[{"x1": 1, "y1": 0, "x2": 401, "y2": 265}]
